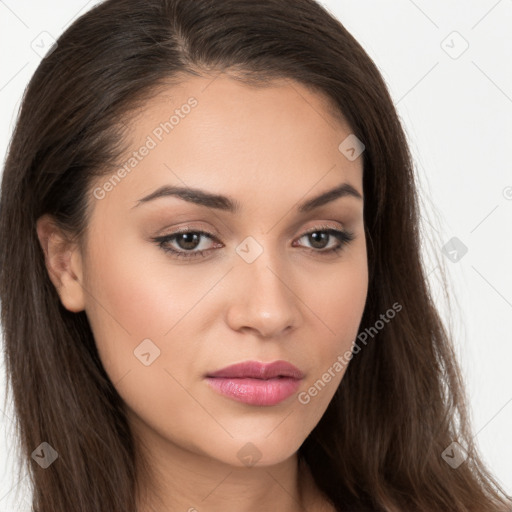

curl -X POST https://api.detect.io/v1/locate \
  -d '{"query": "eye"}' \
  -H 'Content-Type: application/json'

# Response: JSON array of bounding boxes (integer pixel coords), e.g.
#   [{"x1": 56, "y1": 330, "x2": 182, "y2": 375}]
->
[
  {"x1": 153, "y1": 228, "x2": 220, "y2": 260},
  {"x1": 294, "y1": 225, "x2": 355, "y2": 256},
  {"x1": 152, "y1": 225, "x2": 355, "y2": 260}
]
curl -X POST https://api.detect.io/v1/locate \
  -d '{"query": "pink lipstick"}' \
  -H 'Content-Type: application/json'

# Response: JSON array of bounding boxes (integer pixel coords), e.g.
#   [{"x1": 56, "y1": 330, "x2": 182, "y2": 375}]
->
[{"x1": 205, "y1": 360, "x2": 303, "y2": 406}]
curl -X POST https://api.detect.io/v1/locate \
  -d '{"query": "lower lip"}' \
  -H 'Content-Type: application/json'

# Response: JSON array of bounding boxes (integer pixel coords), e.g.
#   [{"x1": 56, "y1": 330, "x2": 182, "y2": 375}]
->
[{"x1": 205, "y1": 377, "x2": 301, "y2": 406}]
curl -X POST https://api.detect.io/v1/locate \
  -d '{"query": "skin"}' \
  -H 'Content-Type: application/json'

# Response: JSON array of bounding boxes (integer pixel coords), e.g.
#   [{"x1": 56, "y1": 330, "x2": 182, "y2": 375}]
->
[{"x1": 37, "y1": 74, "x2": 368, "y2": 512}]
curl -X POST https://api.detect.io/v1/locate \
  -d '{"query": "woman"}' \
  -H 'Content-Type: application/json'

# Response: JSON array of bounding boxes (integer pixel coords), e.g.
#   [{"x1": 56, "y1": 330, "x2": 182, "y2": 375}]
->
[{"x1": 0, "y1": 0, "x2": 510, "y2": 510}]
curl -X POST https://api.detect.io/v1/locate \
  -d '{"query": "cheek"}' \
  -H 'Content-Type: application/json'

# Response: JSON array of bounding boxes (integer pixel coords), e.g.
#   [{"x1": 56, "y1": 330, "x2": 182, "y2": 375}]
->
[
  {"x1": 81, "y1": 233, "x2": 192, "y2": 379},
  {"x1": 84, "y1": 227, "x2": 215, "y2": 337},
  {"x1": 307, "y1": 245, "x2": 368, "y2": 342},
  {"x1": 82, "y1": 230, "x2": 241, "y2": 405},
  {"x1": 296, "y1": 250, "x2": 368, "y2": 408},
  {"x1": 82, "y1": 239, "x2": 211, "y2": 448}
]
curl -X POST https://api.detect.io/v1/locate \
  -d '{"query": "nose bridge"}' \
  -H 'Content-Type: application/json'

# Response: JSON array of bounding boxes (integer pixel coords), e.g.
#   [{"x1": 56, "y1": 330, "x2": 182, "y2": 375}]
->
[
  {"x1": 237, "y1": 232, "x2": 289, "y2": 290},
  {"x1": 227, "y1": 235, "x2": 300, "y2": 337}
]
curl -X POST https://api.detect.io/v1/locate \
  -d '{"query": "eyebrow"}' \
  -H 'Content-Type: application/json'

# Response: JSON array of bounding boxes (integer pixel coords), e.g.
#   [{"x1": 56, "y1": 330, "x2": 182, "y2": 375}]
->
[{"x1": 132, "y1": 182, "x2": 363, "y2": 213}]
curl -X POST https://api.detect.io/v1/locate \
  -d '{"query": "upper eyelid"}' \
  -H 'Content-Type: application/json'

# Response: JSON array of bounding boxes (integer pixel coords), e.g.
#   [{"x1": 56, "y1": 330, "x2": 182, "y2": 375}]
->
[
  {"x1": 155, "y1": 224, "x2": 349, "y2": 251},
  {"x1": 158, "y1": 222, "x2": 346, "y2": 240},
  {"x1": 153, "y1": 224, "x2": 355, "y2": 261}
]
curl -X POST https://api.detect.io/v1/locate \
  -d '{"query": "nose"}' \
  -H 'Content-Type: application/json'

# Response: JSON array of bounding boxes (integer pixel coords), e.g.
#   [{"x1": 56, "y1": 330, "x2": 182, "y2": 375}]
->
[{"x1": 225, "y1": 248, "x2": 302, "y2": 339}]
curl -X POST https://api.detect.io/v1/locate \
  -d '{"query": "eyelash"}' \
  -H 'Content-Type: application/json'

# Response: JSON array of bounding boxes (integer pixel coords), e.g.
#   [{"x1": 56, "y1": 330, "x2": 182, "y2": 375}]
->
[{"x1": 152, "y1": 225, "x2": 355, "y2": 261}]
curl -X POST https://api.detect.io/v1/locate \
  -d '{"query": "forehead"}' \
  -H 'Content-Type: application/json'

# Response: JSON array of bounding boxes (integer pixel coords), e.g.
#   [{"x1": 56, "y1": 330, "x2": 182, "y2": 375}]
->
[{"x1": 90, "y1": 75, "x2": 363, "y2": 215}]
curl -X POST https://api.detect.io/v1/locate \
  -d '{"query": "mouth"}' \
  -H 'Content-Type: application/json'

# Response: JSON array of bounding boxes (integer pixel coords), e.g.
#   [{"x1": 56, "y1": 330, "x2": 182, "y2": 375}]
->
[
  {"x1": 205, "y1": 360, "x2": 304, "y2": 406},
  {"x1": 206, "y1": 360, "x2": 304, "y2": 379}
]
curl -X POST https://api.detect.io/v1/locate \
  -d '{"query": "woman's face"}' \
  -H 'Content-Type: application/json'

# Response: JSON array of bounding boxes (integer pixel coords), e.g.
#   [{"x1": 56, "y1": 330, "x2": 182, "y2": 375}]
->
[{"x1": 66, "y1": 75, "x2": 368, "y2": 468}]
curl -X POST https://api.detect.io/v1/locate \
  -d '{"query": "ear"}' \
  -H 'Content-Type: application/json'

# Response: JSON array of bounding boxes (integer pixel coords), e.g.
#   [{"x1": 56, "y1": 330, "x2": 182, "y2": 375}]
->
[{"x1": 36, "y1": 214, "x2": 85, "y2": 313}]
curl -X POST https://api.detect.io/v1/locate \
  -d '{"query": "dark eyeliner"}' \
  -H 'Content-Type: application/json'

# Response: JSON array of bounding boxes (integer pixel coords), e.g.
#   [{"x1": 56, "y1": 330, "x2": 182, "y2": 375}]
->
[{"x1": 152, "y1": 225, "x2": 355, "y2": 260}]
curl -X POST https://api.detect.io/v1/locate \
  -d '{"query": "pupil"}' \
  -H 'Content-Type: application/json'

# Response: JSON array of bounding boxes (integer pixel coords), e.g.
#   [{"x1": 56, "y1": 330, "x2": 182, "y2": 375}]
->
[
  {"x1": 309, "y1": 232, "x2": 328, "y2": 249},
  {"x1": 178, "y1": 233, "x2": 200, "y2": 250}
]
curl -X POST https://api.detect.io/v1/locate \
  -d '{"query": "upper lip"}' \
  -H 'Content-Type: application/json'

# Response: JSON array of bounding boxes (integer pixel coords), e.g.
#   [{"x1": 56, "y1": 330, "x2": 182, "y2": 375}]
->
[{"x1": 206, "y1": 360, "x2": 304, "y2": 380}]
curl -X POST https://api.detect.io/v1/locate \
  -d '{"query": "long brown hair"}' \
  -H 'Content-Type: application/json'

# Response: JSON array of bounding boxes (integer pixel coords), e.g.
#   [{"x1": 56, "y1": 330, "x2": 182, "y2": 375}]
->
[{"x1": 0, "y1": 0, "x2": 510, "y2": 510}]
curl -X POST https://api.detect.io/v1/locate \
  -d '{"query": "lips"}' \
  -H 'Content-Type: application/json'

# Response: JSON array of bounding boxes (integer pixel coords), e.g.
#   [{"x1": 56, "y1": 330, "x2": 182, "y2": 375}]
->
[
  {"x1": 205, "y1": 360, "x2": 304, "y2": 406},
  {"x1": 206, "y1": 360, "x2": 304, "y2": 380}
]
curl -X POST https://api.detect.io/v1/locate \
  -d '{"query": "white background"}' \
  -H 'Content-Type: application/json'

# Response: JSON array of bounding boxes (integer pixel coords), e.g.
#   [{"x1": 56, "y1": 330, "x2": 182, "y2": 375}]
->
[{"x1": 1, "y1": 0, "x2": 511, "y2": 509}]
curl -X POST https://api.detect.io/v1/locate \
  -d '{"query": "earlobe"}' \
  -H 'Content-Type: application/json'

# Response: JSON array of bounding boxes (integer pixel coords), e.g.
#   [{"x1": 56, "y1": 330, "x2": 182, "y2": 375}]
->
[{"x1": 36, "y1": 214, "x2": 86, "y2": 313}]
